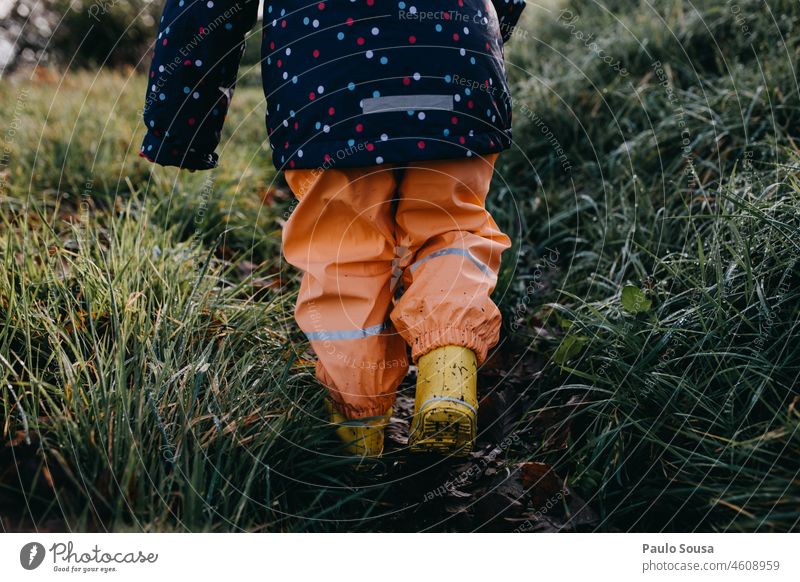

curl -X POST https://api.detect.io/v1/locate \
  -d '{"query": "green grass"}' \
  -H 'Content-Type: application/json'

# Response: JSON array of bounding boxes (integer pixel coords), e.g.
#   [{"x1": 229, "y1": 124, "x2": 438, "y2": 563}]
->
[
  {"x1": 0, "y1": 69, "x2": 363, "y2": 531},
  {"x1": 2, "y1": 0, "x2": 799, "y2": 531},
  {"x1": 495, "y1": 0, "x2": 800, "y2": 532}
]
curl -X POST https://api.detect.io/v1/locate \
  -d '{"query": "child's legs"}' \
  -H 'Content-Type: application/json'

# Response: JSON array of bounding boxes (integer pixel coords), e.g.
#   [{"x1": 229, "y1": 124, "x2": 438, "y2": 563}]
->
[
  {"x1": 283, "y1": 166, "x2": 409, "y2": 419},
  {"x1": 390, "y1": 153, "x2": 511, "y2": 365}
]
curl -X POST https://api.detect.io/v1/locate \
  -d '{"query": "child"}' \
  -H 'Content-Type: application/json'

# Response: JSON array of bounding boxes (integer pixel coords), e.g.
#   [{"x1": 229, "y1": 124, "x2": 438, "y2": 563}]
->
[{"x1": 140, "y1": 0, "x2": 526, "y2": 458}]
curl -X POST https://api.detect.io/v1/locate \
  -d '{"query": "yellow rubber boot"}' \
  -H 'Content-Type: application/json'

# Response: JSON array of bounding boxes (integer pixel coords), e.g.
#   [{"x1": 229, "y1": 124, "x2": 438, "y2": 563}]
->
[
  {"x1": 326, "y1": 400, "x2": 390, "y2": 458},
  {"x1": 409, "y1": 345, "x2": 478, "y2": 456}
]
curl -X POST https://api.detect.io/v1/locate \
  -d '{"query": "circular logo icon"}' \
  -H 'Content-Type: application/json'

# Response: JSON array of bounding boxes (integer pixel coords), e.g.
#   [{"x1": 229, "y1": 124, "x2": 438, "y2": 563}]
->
[{"x1": 20, "y1": 542, "x2": 46, "y2": 570}]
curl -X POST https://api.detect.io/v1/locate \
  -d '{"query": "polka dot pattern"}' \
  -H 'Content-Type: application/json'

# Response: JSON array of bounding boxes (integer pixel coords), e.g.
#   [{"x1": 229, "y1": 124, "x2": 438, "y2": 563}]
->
[{"x1": 140, "y1": 0, "x2": 526, "y2": 170}]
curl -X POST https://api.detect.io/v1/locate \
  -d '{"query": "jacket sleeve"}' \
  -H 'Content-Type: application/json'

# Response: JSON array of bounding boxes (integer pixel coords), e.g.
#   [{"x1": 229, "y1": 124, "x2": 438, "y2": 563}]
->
[
  {"x1": 140, "y1": 0, "x2": 260, "y2": 170},
  {"x1": 492, "y1": 0, "x2": 526, "y2": 43}
]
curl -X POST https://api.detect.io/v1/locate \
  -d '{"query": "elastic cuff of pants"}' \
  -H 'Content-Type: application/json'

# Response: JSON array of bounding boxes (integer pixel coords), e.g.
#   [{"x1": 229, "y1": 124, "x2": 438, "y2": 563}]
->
[
  {"x1": 328, "y1": 398, "x2": 393, "y2": 420},
  {"x1": 411, "y1": 327, "x2": 489, "y2": 366},
  {"x1": 316, "y1": 362, "x2": 395, "y2": 420}
]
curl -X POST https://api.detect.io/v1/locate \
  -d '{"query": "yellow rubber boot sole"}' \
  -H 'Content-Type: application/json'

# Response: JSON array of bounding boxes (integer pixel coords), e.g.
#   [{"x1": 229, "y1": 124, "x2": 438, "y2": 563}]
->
[
  {"x1": 326, "y1": 400, "x2": 390, "y2": 458},
  {"x1": 409, "y1": 345, "x2": 478, "y2": 456}
]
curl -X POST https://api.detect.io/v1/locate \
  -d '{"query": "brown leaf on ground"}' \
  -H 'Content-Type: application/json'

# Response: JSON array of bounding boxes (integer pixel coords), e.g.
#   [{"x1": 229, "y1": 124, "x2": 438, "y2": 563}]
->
[
  {"x1": 481, "y1": 349, "x2": 506, "y2": 374},
  {"x1": 517, "y1": 461, "x2": 567, "y2": 509},
  {"x1": 529, "y1": 393, "x2": 590, "y2": 452}
]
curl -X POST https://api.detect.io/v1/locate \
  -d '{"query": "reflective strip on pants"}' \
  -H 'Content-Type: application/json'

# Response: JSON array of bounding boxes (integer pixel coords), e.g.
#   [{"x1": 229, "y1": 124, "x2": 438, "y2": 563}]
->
[{"x1": 408, "y1": 246, "x2": 493, "y2": 278}]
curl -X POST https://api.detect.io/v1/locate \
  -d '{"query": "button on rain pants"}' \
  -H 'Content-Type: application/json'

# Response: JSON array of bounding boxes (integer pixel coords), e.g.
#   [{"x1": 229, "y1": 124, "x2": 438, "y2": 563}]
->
[{"x1": 282, "y1": 154, "x2": 511, "y2": 419}]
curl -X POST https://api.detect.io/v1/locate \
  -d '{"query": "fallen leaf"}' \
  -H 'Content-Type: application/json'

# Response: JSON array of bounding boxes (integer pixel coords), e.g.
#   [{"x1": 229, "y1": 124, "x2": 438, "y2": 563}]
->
[
  {"x1": 517, "y1": 461, "x2": 567, "y2": 509},
  {"x1": 621, "y1": 285, "x2": 652, "y2": 313}
]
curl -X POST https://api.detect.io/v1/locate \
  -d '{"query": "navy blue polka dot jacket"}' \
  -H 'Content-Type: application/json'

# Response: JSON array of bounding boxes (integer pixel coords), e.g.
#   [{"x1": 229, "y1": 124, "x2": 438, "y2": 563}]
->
[{"x1": 140, "y1": 0, "x2": 526, "y2": 171}]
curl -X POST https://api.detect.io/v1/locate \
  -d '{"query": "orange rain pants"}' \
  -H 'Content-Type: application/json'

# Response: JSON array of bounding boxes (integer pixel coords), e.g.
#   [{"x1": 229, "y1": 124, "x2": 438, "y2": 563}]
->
[{"x1": 282, "y1": 153, "x2": 511, "y2": 419}]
